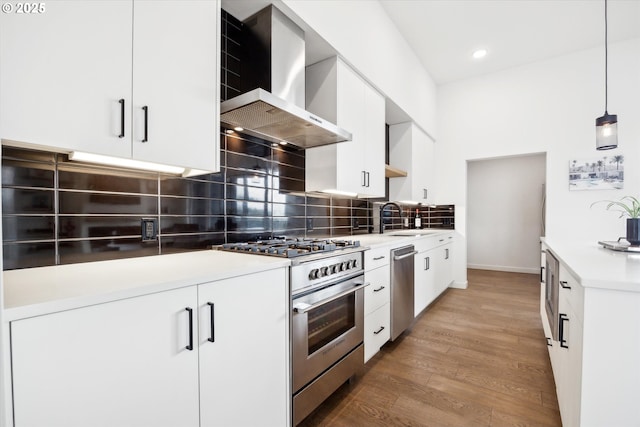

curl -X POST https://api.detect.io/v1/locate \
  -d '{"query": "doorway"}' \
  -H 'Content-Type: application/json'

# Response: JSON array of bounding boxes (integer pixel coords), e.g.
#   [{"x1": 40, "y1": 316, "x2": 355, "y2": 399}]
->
[{"x1": 466, "y1": 153, "x2": 546, "y2": 274}]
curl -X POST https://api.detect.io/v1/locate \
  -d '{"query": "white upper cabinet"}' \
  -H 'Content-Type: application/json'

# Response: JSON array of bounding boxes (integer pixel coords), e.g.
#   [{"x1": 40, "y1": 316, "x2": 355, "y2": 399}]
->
[
  {"x1": 389, "y1": 122, "x2": 435, "y2": 203},
  {"x1": 0, "y1": 1, "x2": 134, "y2": 159},
  {"x1": 132, "y1": 1, "x2": 219, "y2": 172},
  {"x1": 305, "y1": 57, "x2": 385, "y2": 198},
  {"x1": 0, "y1": 0, "x2": 220, "y2": 173}
]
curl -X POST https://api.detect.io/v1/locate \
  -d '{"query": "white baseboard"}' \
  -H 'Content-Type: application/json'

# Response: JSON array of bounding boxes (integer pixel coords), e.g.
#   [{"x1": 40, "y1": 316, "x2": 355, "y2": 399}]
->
[
  {"x1": 449, "y1": 280, "x2": 468, "y2": 289},
  {"x1": 467, "y1": 264, "x2": 538, "y2": 274}
]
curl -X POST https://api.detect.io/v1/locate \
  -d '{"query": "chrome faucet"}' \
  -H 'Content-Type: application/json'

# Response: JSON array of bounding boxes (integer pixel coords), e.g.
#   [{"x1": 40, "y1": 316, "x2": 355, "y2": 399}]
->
[{"x1": 379, "y1": 202, "x2": 403, "y2": 234}]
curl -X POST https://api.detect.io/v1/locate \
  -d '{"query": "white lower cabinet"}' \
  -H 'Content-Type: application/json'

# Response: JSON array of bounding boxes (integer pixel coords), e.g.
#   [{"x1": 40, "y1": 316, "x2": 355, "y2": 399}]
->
[
  {"x1": 363, "y1": 249, "x2": 391, "y2": 362},
  {"x1": 10, "y1": 268, "x2": 289, "y2": 427},
  {"x1": 364, "y1": 303, "x2": 390, "y2": 363},
  {"x1": 198, "y1": 269, "x2": 289, "y2": 427},
  {"x1": 414, "y1": 236, "x2": 453, "y2": 316},
  {"x1": 11, "y1": 286, "x2": 201, "y2": 427},
  {"x1": 414, "y1": 248, "x2": 436, "y2": 316}
]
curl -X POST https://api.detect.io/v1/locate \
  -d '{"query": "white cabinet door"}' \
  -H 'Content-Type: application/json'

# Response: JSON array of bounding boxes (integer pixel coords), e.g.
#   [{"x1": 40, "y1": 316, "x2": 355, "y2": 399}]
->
[
  {"x1": 198, "y1": 268, "x2": 289, "y2": 427},
  {"x1": 132, "y1": 0, "x2": 219, "y2": 172},
  {"x1": 364, "y1": 303, "x2": 390, "y2": 363},
  {"x1": 362, "y1": 81, "x2": 386, "y2": 197},
  {"x1": 335, "y1": 59, "x2": 366, "y2": 195},
  {"x1": 11, "y1": 287, "x2": 200, "y2": 427},
  {"x1": 0, "y1": 1, "x2": 133, "y2": 158},
  {"x1": 414, "y1": 250, "x2": 436, "y2": 316},
  {"x1": 389, "y1": 122, "x2": 435, "y2": 203},
  {"x1": 306, "y1": 57, "x2": 385, "y2": 197},
  {"x1": 434, "y1": 242, "x2": 453, "y2": 295},
  {"x1": 364, "y1": 264, "x2": 390, "y2": 315}
]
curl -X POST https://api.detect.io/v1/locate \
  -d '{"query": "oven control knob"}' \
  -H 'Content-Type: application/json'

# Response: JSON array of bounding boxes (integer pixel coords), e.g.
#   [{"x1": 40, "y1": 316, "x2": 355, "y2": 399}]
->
[
  {"x1": 340, "y1": 262, "x2": 348, "y2": 271},
  {"x1": 309, "y1": 269, "x2": 320, "y2": 280},
  {"x1": 351, "y1": 259, "x2": 358, "y2": 269},
  {"x1": 320, "y1": 266, "x2": 329, "y2": 277},
  {"x1": 332, "y1": 263, "x2": 341, "y2": 274}
]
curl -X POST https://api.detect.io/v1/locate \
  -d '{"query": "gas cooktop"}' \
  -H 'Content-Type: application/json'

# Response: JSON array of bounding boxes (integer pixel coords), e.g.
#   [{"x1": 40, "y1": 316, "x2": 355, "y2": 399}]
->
[{"x1": 219, "y1": 237, "x2": 361, "y2": 258}]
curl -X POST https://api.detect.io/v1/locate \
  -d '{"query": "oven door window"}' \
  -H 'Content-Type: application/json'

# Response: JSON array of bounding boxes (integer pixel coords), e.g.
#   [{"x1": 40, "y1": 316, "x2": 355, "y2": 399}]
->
[{"x1": 307, "y1": 293, "x2": 355, "y2": 355}]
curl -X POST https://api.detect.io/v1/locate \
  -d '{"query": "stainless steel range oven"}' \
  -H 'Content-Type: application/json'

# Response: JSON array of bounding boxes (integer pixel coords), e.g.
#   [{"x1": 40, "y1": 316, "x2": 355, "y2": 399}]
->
[{"x1": 220, "y1": 238, "x2": 367, "y2": 425}]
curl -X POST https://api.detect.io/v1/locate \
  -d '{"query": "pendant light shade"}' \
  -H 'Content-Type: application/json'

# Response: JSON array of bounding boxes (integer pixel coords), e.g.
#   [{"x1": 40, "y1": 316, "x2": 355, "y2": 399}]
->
[
  {"x1": 596, "y1": 112, "x2": 618, "y2": 150},
  {"x1": 596, "y1": 0, "x2": 618, "y2": 150}
]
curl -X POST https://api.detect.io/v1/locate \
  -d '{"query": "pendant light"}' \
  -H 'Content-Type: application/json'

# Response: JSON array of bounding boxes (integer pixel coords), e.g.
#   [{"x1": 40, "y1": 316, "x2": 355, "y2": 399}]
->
[{"x1": 596, "y1": 0, "x2": 618, "y2": 150}]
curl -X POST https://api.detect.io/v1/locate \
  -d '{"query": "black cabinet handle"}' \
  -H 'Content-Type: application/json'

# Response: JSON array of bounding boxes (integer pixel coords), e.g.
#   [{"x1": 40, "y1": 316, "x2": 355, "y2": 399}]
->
[
  {"x1": 560, "y1": 280, "x2": 571, "y2": 290},
  {"x1": 366, "y1": 172, "x2": 370, "y2": 187},
  {"x1": 373, "y1": 326, "x2": 385, "y2": 335},
  {"x1": 546, "y1": 337, "x2": 552, "y2": 347},
  {"x1": 424, "y1": 256, "x2": 430, "y2": 270},
  {"x1": 445, "y1": 248, "x2": 449, "y2": 260},
  {"x1": 185, "y1": 307, "x2": 194, "y2": 351},
  {"x1": 373, "y1": 256, "x2": 385, "y2": 261},
  {"x1": 559, "y1": 313, "x2": 569, "y2": 349},
  {"x1": 142, "y1": 106, "x2": 148, "y2": 142},
  {"x1": 373, "y1": 286, "x2": 385, "y2": 292},
  {"x1": 361, "y1": 171, "x2": 367, "y2": 187},
  {"x1": 118, "y1": 99, "x2": 125, "y2": 138},
  {"x1": 540, "y1": 266, "x2": 545, "y2": 283},
  {"x1": 207, "y1": 302, "x2": 215, "y2": 343}
]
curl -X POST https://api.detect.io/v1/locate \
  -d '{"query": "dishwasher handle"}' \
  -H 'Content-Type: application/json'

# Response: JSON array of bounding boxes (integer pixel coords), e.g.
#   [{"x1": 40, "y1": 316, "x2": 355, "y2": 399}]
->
[{"x1": 393, "y1": 250, "x2": 418, "y2": 261}]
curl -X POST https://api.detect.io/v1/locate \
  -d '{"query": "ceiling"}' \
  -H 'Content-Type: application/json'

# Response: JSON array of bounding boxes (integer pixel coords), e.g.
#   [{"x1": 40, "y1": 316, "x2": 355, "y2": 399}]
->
[
  {"x1": 380, "y1": 0, "x2": 640, "y2": 84},
  {"x1": 223, "y1": 0, "x2": 640, "y2": 85}
]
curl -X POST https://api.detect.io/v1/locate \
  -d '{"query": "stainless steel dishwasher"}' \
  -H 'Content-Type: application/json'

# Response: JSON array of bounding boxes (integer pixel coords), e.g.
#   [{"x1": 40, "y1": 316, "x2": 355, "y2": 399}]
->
[{"x1": 390, "y1": 245, "x2": 417, "y2": 340}]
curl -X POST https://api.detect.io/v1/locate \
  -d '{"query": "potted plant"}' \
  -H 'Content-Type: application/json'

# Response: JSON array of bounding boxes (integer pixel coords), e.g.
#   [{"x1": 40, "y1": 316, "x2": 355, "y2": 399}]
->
[{"x1": 591, "y1": 195, "x2": 640, "y2": 246}]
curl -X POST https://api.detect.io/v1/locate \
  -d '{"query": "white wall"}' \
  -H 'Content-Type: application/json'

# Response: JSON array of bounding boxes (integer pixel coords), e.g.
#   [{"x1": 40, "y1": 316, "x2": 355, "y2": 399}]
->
[
  {"x1": 467, "y1": 154, "x2": 546, "y2": 274},
  {"x1": 437, "y1": 37, "x2": 640, "y2": 286},
  {"x1": 278, "y1": 0, "x2": 437, "y2": 139}
]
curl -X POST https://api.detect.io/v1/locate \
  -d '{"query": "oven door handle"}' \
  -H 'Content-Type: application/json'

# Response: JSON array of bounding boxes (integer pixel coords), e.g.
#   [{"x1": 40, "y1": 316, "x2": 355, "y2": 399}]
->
[
  {"x1": 393, "y1": 251, "x2": 418, "y2": 261},
  {"x1": 293, "y1": 282, "x2": 369, "y2": 314}
]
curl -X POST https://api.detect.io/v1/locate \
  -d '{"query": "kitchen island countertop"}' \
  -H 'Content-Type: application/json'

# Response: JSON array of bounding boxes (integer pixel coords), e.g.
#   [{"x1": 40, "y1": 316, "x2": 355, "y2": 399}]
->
[
  {"x1": 3, "y1": 250, "x2": 290, "y2": 321},
  {"x1": 542, "y1": 237, "x2": 640, "y2": 292}
]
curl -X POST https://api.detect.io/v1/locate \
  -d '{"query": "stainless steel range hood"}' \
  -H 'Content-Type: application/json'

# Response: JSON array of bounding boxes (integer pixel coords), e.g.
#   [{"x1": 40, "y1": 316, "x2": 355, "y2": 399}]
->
[
  {"x1": 220, "y1": 5, "x2": 351, "y2": 148},
  {"x1": 220, "y1": 88, "x2": 351, "y2": 148}
]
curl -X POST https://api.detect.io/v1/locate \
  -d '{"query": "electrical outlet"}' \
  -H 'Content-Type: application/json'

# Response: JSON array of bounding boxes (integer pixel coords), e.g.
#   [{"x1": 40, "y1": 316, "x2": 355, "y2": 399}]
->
[
  {"x1": 141, "y1": 218, "x2": 158, "y2": 241},
  {"x1": 306, "y1": 218, "x2": 314, "y2": 231}
]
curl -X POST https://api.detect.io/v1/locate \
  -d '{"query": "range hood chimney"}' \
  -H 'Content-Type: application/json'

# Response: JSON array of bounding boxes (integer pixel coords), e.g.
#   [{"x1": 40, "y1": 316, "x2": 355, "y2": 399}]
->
[{"x1": 220, "y1": 6, "x2": 351, "y2": 148}]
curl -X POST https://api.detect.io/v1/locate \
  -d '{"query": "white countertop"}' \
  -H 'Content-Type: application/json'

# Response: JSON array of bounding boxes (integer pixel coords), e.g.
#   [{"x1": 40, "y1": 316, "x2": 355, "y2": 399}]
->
[
  {"x1": 3, "y1": 250, "x2": 290, "y2": 321},
  {"x1": 542, "y1": 238, "x2": 640, "y2": 292},
  {"x1": 2, "y1": 230, "x2": 455, "y2": 321},
  {"x1": 357, "y1": 229, "x2": 453, "y2": 249}
]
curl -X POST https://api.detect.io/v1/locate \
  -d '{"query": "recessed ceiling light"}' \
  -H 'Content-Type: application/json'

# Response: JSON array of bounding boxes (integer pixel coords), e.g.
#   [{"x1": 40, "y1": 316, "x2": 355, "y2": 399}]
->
[
  {"x1": 233, "y1": 126, "x2": 244, "y2": 132},
  {"x1": 472, "y1": 49, "x2": 488, "y2": 59},
  {"x1": 279, "y1": 141, "x2": 288, "y2": 145},
  {"x1": 225, "y1": 129, "x2": 234, "y2": 134}
]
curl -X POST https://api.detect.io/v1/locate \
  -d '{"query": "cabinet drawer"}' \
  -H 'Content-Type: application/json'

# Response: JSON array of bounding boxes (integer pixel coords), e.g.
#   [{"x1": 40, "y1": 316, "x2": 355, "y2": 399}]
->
[
  {"x1": 365, "y1": 246, "x2": 391, "y2": 270},
  {"x1": 364, "y1": 302, "x2": 390, "y2": 363},
  {"x1": 364, "y1": 265, "x2": 390, "y2": 315},
  {"x1": 559, "y1": 264, "x2": 584, "y2": 324}
]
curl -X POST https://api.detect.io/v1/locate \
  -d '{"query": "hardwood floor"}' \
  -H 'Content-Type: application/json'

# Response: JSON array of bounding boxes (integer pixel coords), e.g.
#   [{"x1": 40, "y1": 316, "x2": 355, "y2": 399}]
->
[{"x1": 299, "y1": 269, "x2": 561, "y2": 427}]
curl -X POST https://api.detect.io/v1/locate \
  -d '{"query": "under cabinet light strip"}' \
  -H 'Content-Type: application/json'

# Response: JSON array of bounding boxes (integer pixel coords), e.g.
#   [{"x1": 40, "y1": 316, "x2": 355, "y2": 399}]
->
[{"x1": 69, "y1": 152, "x2": 185, "y2": 175}]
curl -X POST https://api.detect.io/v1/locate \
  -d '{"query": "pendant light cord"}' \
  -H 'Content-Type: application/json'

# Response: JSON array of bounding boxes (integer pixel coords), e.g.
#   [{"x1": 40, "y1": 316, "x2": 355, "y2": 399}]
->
[{"x1": 604, "y1": 0, "x2": 609, "y2": 112}]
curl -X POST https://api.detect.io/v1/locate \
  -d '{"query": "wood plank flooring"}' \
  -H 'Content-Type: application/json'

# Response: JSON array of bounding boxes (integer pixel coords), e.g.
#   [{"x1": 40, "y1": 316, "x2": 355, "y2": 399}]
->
[{"x1": 299, "y1": 269, "x2": 561, "y2": 427}]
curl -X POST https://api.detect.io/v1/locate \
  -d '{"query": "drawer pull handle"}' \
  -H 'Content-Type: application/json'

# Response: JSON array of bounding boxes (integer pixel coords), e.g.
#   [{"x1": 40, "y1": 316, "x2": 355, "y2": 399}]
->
[
  {"x1": 142, "y1": 106, "x2": 149, "y2": 142},
  {"x1": 373, "y1": 286, "x2": 385, "y2": 292},
  {"x1": 207, "y1": 302, "x2": 215, "y2": 343},
  {"x1": 559, "y1": 313, "x2": 569, "y2": 349},
  {"x1": 560, "y1": 280, "x2": 571, "y2": 290},
  {"x1": 185, "y1": 307, "x2": 194, "y2": 351},
  {"x1": 546, "y1": 337, "x2": 552, "y2": 346},
  {"x1": 373, "y1": 326, "x2": 385, "y2": 335},
  {"x1": 373, "y1": 256, "x2": 385, "y2": 261},
  {"x1": 118, "y1": 98, "x2": 125, "y2": 138}
]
